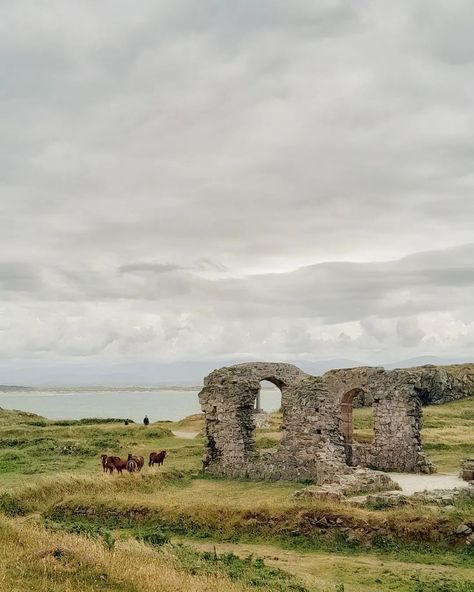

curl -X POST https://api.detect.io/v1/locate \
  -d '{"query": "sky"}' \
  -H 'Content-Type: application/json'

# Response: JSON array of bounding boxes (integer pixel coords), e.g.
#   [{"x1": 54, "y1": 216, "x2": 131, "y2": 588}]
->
[{"x1": 0, "y1": 1, "x2": 473, "y2": 384}]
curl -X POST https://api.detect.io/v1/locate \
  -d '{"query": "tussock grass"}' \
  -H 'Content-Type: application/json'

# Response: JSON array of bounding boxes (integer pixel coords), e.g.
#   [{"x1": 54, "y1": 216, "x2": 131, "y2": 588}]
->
[
  {"x1": 172, "y1": 413, "x2": 205, "y2": 432},
  {"x1": 0, "y1": 470, "x2": 193, "y2": 516},
  {"x1": 0, "y1": 515, "x2": 257, "y2": 592}
]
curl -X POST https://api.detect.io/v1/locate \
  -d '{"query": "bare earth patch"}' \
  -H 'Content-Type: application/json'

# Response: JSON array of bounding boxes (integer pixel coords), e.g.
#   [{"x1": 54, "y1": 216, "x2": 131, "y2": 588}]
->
[{"x1": 388, "y1": 472, "x2": 470, "y2": 495}]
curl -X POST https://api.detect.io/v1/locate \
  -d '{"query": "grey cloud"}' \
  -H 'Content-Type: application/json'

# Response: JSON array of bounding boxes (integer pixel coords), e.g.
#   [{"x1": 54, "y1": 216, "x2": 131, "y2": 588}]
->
[
  {"x1": 119, "y1": 262, "x2": 185, "y2": 274},
  {"x1": 0, "y1": 1, "x2": 473, "y2": 376}
]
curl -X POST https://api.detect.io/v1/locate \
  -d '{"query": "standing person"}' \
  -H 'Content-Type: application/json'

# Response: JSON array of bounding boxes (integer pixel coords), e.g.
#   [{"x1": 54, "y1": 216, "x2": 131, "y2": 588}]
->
[{"x1": 143, "y1": 415, "x2": 149, "y2": 427}]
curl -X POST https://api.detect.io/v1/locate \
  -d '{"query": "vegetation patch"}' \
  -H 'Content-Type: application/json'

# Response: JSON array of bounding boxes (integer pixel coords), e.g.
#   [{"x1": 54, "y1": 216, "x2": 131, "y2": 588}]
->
[
  {"x1": 45, "y1": 495, "x2": 474, "y2": 564},
  {"x1": 173, "y1": 545, "x2": 308, "y2": 591}
]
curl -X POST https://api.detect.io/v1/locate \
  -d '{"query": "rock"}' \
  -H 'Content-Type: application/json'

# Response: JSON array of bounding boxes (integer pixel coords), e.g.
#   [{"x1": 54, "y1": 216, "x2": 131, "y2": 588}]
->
[
  {"x1": 465, "y1": 533, "x2": 474, "y2": 546},
  {"x1": 460, "y1": 459, "x2": 474, "y2": 482},
  {"x1": 455, "y1": 524, "x2": 472, "y2": 535}
]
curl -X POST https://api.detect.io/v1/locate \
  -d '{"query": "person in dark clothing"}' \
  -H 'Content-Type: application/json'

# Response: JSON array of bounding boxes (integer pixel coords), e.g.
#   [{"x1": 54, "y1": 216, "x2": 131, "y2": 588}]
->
[{"x1": 143, "y1": 415, "x2": 150, "y2": 426}]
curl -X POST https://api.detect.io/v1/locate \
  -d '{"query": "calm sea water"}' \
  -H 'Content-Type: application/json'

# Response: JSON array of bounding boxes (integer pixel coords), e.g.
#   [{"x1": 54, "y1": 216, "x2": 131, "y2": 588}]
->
[{"x1": 0, "y1": 388, "x2": 281, "y2": 423}]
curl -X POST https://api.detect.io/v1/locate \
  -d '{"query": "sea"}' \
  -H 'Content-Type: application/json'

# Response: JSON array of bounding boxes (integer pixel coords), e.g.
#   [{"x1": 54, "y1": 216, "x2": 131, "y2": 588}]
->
[{"x1": 0, "y1": 387, "x2": 281, "y2": 423}]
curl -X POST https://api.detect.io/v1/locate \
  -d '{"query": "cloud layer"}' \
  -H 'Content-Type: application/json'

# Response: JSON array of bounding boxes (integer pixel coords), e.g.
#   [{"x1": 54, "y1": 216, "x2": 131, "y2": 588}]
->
[{"x1": 0, "y1": 1, "x2": 473, "y2": 380}]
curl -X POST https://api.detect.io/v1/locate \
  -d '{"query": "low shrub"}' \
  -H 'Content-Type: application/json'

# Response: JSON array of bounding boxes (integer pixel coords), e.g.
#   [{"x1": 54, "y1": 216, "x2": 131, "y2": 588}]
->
[
  {"x1": 52, "y1": 418, "x2": 134, "y2": 426},
  {"x1": 0, "y1": 492, "x2": 28, "y2": 516},
  {"x1": 44, "y1": 519, "x2": 116, "y2": 551},
  {"x1": 134, "y1": 526, "x2": 170, "y2": 547}
]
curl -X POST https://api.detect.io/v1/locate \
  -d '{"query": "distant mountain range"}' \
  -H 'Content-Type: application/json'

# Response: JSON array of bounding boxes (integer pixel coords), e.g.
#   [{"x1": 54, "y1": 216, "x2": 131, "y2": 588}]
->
[{"x1": 0, "y1": 355, "x2": 472, "y2": 390}]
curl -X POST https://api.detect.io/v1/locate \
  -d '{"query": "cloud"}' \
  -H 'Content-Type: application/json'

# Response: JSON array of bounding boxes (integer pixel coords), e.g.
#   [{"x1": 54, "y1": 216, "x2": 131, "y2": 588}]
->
[{"x1": 0, "y1": 1, "x2": 473, "y2": 380}]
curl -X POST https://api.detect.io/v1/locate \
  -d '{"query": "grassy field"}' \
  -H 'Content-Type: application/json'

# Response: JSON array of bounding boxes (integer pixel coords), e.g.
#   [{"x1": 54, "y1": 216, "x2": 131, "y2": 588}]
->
[{"x1": 0, "y1": 398, "x2": 472, "y2": 591}]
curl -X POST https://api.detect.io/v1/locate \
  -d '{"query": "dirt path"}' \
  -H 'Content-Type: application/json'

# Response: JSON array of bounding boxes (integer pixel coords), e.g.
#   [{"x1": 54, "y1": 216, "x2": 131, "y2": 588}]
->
[
  {"x1": 171, "y1": 430, "x2": 199, "y2": 439},
  {"x1": 177, "y1": 539, "x2": 474, "y2": 592}
]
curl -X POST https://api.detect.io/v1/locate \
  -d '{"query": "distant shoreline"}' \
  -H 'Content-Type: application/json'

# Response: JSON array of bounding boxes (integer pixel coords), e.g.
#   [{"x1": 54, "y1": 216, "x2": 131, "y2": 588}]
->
[
  {"x1": 0, "y1": 384, "x2": 279, "y2": 394},
  {"x1": 0, "y1": 385, "x2": 203, "y2": 393}
]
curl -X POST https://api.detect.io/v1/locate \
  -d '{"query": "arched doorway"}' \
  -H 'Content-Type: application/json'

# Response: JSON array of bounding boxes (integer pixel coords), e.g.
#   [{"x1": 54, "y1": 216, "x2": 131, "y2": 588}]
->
[{"x1": 253, "y1": 378, "x2": 284, "y2": 450}]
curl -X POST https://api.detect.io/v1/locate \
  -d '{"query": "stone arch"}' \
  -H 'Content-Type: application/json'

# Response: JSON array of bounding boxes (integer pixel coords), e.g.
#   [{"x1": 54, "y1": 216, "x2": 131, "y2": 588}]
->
[
  {"x1": 339, "y1": 387, "x2": 368, "y2": 465},
  {"x1": 340, "y1": 387, "x2": 362, "y2": 444},
  {"x1": 198, "y1": 362, "x2": 308, "y2": 478},
  {"x1": 254, "y1": 378, "x2": 284, "y2": 434}
]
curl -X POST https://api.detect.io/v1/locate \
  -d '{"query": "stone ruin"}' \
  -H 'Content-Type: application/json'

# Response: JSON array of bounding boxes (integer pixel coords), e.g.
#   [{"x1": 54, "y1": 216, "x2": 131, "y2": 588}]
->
[{"x1": 198, "y1": 362, "x2": 443, "y2": 487}]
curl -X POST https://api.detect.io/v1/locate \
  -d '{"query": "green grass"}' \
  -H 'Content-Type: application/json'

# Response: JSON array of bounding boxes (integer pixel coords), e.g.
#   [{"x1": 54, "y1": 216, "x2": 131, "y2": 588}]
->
[
  {"x1": 172, "y1": 545, "x2": 308, "y2": 592},
  {"x1": 43, "y1": 491, "x2": 474, "y2": 564}
]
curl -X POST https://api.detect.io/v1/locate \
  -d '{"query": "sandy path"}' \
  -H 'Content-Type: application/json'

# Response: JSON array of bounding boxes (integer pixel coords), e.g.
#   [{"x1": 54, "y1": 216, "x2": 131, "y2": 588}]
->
[
  {"x1": 171, "y1": 430, "x2": 199, "y2": 439},
  {"x1": 388, "y1": 472, "x2": 469, "y2": 494}
]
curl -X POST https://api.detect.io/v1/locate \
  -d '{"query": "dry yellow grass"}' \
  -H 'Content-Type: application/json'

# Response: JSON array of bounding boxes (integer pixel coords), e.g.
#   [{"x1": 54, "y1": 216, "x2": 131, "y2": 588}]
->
[{"x1": 0, "y1": 516, "x2": 254, "y2": 592}]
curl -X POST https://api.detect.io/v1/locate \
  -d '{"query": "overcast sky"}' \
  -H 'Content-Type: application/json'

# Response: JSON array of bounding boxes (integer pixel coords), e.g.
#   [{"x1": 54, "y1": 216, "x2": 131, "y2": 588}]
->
[{"x1": 0, "y1": 1, "x2": 473, "y2": 383}]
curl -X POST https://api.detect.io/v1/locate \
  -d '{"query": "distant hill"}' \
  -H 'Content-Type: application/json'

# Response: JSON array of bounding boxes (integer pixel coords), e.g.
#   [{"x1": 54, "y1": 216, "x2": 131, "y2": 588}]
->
[
  {"x1": 1, "y1": 356, "x2": 472, "y2": 389},
  {"x1": 383, "y1": 355, "x2": 473, "y2": 369},
  {"x1": 291, "y1": 358, "x2": 366, "y2": 375}
]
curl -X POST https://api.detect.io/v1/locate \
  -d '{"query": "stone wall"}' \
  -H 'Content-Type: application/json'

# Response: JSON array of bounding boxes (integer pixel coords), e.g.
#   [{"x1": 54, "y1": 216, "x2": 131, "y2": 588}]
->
[
  {"x1": 324, "y1": 367, "x2": 434, "y2": 473},
  {"x1": 198, "y1": 362, "x2": 445, "y2": 484}
]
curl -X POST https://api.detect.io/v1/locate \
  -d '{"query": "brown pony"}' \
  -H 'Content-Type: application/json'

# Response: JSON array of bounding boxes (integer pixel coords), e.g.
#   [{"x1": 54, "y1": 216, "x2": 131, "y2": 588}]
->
[
  {"x1": 126, "y1": 453, "x2": 138, "y2": 473},
  {"x1": 133, "y1": 455, "x2": 144, "y2": 471},
  {"x1": 100, "y1": 454, "x2": 108, "y2": 472},
  {"x1": 104, "y1": 455, "x2": 121, "y2": 474},
  {"x1": 149, "y1": 450, "x2": 166, "y2": 467},
  {"x1": 108, "y1": 456, "x2": 127, "y2": 474}
]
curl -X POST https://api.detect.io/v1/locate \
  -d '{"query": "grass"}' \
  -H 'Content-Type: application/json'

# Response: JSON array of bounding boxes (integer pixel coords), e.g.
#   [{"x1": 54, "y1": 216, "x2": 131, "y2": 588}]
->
[
  {"x1": 0, "y1": 398, "x2": 473, "y2": 591},
  {"x1": 0, "y1": 414, "x2": 194, "y2": 486},
  {"x1": 0, "y1": 515, "x2": 262, "y2": 592},
  {"x1": 184, "y1": 539, "x2": 474, "y2": 592},
  {"x1": 43, "y1": 489, "x2": 474, "y2": 564}
]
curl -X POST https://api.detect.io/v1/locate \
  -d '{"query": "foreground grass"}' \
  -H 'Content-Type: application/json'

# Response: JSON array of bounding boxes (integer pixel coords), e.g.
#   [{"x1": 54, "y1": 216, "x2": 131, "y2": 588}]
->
[
  {"x1": 183, "y1": 539, "x2": 474, "y2": 592},
  {"x1": 0, "y1": 515, "x2": 277, "y2": 592}
]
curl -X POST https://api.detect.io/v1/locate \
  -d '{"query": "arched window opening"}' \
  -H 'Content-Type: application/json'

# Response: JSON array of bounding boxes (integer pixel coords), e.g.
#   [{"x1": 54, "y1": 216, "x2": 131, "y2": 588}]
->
[
  {"x1": 340, "y1": 388, "x2": 374, "y2": 464},
  {"x1": 254, "y1": 379, "x2": 283, "y2": 450}
]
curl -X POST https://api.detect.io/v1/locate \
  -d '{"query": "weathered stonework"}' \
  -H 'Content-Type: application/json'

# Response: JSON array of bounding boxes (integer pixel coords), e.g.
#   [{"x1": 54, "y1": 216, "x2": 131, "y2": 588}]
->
[
  {"x1": 352, "y1": 363, "x2": 474, "y2": 407},
  {"x1": 460, "y1": 459, "x2": 474, "y2": 482},
  {"x1": 199, "y1": 362, "x2": 444, "y2": 484}
]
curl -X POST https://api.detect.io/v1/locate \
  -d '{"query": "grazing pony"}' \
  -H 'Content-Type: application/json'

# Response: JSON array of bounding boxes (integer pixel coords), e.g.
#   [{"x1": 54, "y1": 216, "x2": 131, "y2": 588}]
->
[
  {"x1": 126, "y1": 453, "x2": 138, "y2": 473},
  {"x1": 149, "y1": 450, "x2": 167, "y2": 467},
  {"x1": 108, "y1": 456, "x2": 127, "y2": 474},
  {"x1": 133, "y1": 455, "x2": 144, "y2": 471},
  {"x1": 104, "y1": 455, "x2": 121, "y2": 474}
]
